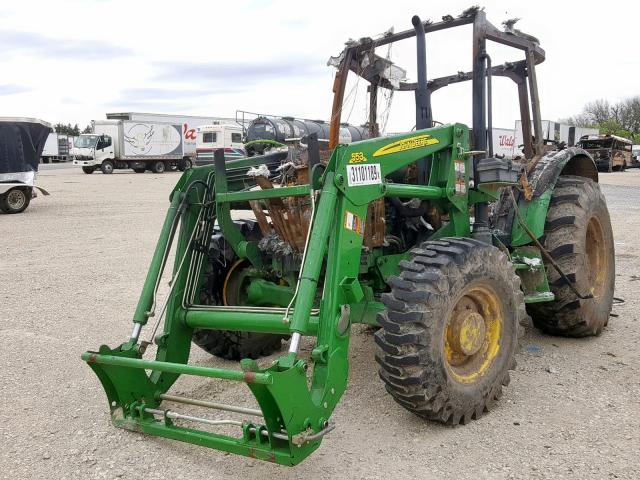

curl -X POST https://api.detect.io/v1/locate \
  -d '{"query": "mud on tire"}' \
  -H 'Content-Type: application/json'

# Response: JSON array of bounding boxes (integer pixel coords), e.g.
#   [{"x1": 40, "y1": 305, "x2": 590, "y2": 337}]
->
[
  {"x1": 527, "y1": 176, "x2": 615, "y2": 336},
  {"x1": 375, "y1": 238, "x2": 526, "y2": 425}
]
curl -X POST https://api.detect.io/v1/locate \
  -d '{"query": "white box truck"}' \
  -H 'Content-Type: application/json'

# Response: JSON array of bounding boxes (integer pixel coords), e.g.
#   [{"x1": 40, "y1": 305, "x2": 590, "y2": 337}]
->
[
  {"x1": 41, "y1": 132, "x2": 73, "y2": 163},
  {"x1": 73, "y1": 120, "x2": 189, "y2": 174},
  {"x1": 105, "y1": 112, "x2": 236, "y2": 159}
]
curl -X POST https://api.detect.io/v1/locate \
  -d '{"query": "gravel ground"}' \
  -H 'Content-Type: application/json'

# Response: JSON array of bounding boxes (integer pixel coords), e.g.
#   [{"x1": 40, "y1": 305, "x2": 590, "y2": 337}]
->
[{"x1": 1, "y1": 166, "x2": 639, "y2": 479}]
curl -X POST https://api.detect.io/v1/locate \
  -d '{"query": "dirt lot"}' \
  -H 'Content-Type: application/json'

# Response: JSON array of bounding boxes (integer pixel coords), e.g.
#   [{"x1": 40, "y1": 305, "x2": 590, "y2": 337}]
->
[{"x1": 1, "y1": 165, "x2": 639, "y2": 479}]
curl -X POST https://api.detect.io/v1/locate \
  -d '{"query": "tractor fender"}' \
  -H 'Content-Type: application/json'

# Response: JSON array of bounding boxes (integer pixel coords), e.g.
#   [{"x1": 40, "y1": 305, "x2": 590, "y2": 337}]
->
[
  {"x1": 492, "y1": 147, "x2": 598, "y2": 246},
  {"x1": 527, "y1": 147, "x2": 597, "y2": 197}
]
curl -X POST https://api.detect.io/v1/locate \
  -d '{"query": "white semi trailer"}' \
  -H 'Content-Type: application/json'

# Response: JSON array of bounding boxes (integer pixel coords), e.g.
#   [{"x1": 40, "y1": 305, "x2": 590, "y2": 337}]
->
[{"x1": 73, "y1": 120, "x2": 190, "y2": 174}]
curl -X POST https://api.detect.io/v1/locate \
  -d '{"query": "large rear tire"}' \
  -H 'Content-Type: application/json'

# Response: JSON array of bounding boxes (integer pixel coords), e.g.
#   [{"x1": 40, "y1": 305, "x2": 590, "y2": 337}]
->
[
  {"x1": 528, "y1": 176, "x2": 614, "y2": 336},
  {"x1": 375, "y1": 238, "x2": 525, "y2": 425}
]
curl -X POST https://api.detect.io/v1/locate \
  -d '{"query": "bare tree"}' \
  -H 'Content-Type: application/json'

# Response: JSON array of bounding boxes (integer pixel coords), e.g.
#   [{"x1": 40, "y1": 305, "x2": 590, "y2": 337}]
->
[{"x1": 583, "y1": 99, "x2": 612, "y2": 125}]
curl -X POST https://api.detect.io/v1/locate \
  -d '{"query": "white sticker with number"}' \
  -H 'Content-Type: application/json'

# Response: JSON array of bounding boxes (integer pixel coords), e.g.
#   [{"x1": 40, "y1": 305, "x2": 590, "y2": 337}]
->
[{"x1": 346, "y1": 163, "x2": 382, "y2": 186}]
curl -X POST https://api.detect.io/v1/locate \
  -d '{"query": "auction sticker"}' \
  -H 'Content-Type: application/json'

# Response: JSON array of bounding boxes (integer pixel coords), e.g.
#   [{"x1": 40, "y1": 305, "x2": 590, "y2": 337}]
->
[
  {"x1": 344, "y1": 211, "x2": 364, "y2": 235},
  {"x1": 346, "y1": 163, "x2": 382, "y2": 186}
]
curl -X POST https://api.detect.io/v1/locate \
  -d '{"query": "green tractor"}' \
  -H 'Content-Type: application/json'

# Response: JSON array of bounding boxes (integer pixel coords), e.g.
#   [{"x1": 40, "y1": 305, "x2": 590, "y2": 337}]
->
[{"x1": 83, "y1": 9, "x2": 614, "y2": 466}]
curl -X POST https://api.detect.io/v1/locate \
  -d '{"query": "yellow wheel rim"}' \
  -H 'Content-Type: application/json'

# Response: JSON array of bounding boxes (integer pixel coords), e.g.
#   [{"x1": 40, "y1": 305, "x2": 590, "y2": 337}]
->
[
  {"x1": 444, "y1": 283, "x2": 503, "y2": 384},
  {"x1": 222, "y1": 259, "x2": 249, "y2": 306},
  {"x1": 586, "y1": 215, "x2": 607, "y2": 298}
]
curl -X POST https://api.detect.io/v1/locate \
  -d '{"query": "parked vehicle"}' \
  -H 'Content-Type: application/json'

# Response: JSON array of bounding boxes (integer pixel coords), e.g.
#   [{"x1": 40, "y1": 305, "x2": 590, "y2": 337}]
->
[
  {"x1": 577, "y1": 134, "x2": 633, "y2": 172},
  {"x1": 105, "y1": 112, "x2": 235, "y2": 159},
  {"x1": 41, "y1": 132, "x2": 73, "y2": 163},
  {"x1": 0, "y1": 117, "x2": 51, "y2": 214},
  {"x1": 195, "y1": 123, "x2": 246, "y2": 165},
  {"x1": 632, "y1": 144, "x2": 640, "y2": 167},
  {"x1": 73, "y1": 120, "x2": 192, "y2": 174}
]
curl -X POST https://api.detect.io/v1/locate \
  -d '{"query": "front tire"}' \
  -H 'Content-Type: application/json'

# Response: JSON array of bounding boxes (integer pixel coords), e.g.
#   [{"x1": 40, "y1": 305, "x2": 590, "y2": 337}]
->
[
  {"x1": 376, "y1": 238, "x2": 525, "y2": 425},
  {"x1": 133, "y1": 168, "x2": 146, "y2": 174},
  {"x1": 0, "y1": 187, "x2": 31, "y2": 213},
  {"x1": 193, "y1": 330, "x2": 285, "y2": 360},
  {"x1": 82, "y1": 166, "x2": 95, "y2": 174},
  {"x1": 528, "y1": 176, "x2": 614, "y2": 336}
]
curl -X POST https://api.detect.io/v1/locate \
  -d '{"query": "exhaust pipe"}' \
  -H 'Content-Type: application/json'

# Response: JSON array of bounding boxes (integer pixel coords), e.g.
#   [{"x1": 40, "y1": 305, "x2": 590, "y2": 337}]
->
[{"x1": 412, "y1": 15, "x2": 432, "y2": 185}]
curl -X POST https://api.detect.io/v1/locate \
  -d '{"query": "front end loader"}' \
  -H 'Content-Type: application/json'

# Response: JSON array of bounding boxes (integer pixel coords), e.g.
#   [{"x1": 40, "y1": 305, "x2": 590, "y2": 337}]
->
[{"x1": 83, "y1": 9, "x2": 615, "y2": 466}]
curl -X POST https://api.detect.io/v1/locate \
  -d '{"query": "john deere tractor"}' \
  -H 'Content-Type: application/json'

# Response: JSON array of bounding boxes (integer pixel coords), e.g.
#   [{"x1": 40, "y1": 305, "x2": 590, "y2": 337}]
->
[{"x1": 83, "y1": 9, "x2": 614, "y2": 466}]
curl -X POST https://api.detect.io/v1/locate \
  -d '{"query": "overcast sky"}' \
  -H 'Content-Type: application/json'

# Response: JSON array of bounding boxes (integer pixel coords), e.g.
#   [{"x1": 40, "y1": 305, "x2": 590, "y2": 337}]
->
[{"x1": 1, "y1": 0, "x2": 637, "y2": 132}]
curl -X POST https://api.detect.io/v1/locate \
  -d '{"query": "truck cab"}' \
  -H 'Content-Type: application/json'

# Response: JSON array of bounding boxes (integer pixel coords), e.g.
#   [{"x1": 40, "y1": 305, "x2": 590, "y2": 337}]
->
[
  {"x1": 72, "y1": 134, "x2": 115, "y2": 173},
  {"x1": 195, "y1": 124, "x2": 246, "y2": 165}
]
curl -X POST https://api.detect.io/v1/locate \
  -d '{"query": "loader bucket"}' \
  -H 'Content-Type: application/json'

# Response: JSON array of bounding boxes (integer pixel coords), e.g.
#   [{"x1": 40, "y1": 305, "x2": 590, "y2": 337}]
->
[{"x1": 82, "y1": 345, "x2": 328, "y2": 465}]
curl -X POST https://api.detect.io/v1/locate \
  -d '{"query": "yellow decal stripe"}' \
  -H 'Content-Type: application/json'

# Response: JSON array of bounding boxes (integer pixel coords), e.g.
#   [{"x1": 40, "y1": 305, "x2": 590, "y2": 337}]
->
[{"x1": 373, "y1": 134, "x2": 439, "y2": 157}]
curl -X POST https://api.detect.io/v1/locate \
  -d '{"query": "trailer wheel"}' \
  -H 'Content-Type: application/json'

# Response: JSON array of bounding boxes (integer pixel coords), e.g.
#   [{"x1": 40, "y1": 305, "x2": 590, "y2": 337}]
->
[
  {"x1": 151, "y1": 161, "x2": 166, "y2": 174},
  {"x1": 0, "y1": 187, "x2": 31, "y2": 214},
  {"x1": 82, "y1": 166, "x2": 95, "y2": 174},
  {"x1": 375, "y1": 238, "x2": 525, "y2": 424},
  {"x1": 133, "y1": 168, "x2": 146, "y2": 174},
  {"x1": 528, "y1": 176, "x2": 614, "y2": 336},
  {"x1": 101, "y1": 160, "x2": 114, "y2": 174}
]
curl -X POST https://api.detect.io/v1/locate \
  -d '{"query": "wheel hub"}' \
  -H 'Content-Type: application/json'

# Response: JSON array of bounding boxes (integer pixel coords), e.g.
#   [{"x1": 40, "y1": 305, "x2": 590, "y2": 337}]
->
[
  {"x1": 448, "y1": 310, "x2": 486, "y2": 356},
  {"x1": 7, "y1": 190, "x2": 25, "y2": 209},
  {"x1": 444, "y1": 285, "x2": 503, "y2": 383}
]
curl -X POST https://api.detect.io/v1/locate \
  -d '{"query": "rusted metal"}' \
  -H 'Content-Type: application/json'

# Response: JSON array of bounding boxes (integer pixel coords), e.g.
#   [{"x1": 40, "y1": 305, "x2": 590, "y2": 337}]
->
[
  {"x1": 577, "y1": 134, "x2": 633, "y2": 172},
  {"x1": 249, "y1": 200, "x2": 272, "y2": 237},
  {"x1": 243, "y1": 371, "x2": 257, "y2": 384},
  {"x1": 368, "y1": 81, "x2": 380, "y2": 138},
  {"x1": 329, "y1": 49, "x2": 354, "y2": 150},
  {"x1": 363, "y1": 199, "x2": 385, "y2": 248},
  {"x1": 525, "y1": 49, "x2": 544, "y2": 157},
  {"x1": 516, "y1": 62, "x2": 534, "y2": 160}
]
